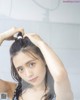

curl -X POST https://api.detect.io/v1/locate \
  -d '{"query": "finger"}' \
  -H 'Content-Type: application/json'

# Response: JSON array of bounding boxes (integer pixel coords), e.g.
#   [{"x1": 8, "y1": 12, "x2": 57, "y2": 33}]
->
[
  {"x1": 23, "y1": 32, "x2": 36, "y2": 37},
  {"x1": 6, "y1": 36, "x2": 14, "y2": 40},
  {"x1": 16, "y1": 28, "x2": 24, "y2": 35},
  {"x1": 12, "y1": 28, "x2": 24, "y2": 39},
  {"x1": 23, "y1": 31, "x2": 29, "y2": 38}
]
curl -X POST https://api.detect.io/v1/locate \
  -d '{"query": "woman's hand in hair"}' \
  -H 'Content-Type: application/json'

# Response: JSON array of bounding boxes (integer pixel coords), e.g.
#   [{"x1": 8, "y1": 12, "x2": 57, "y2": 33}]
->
[
  {"x1": 0, "y1": 27, "x2": 24, "y2": 45},
  {"x1": 23, "y1": 32, "x2": 44, "y2": 47}
]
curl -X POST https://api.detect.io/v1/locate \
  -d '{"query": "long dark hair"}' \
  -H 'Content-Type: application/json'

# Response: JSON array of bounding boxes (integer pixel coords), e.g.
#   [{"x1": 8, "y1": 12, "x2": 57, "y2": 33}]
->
[{"x1": 10, "y1": 32, "x2": 55, "y2": 100}]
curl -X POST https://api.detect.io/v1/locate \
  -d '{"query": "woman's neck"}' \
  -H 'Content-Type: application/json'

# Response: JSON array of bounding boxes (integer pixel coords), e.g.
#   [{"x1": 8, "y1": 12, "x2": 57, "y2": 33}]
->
[{"x1": 32, "y1": 81, "x2": 46, "y2": 92}]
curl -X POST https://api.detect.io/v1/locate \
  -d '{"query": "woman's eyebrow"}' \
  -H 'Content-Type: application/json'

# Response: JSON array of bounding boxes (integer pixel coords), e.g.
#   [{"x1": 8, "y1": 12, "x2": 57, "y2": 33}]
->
[
  {"x1": 25, "y1": 58, "x2": 39, "y2": 65},
  {"x1": 16, "y1": 66, "x2": 22, "y2": 70}
]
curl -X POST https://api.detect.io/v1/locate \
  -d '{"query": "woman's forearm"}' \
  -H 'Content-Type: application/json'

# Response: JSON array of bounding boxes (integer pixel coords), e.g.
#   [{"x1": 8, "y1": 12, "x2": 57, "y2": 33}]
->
[
  {"x1": 0, "y1": 27, "x2": 24, "y2": 45},
  {"x1": 38, "y1": 41, "x2": 74, "y2": 99},
  {"x1": 0, "y1": 28, "x2": 15, "y2": 45},
  {"x1": 38, "y1": 41, "x2": 67, "y2": 81}
]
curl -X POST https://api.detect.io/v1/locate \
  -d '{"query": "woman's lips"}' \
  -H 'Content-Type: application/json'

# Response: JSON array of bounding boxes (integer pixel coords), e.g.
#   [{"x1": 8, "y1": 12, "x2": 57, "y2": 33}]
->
[{"x1": 29, "y1": 77, "x2": 38, "y2": 82}]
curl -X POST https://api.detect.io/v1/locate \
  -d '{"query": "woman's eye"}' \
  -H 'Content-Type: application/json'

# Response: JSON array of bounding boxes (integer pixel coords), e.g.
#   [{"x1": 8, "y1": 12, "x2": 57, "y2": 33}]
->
[
  {"x1": 29, "y1": 62, "x2": 35, "y2": 68},
  {"x1": 18, "y1": 68, "x2": 24, "y2": 73}
]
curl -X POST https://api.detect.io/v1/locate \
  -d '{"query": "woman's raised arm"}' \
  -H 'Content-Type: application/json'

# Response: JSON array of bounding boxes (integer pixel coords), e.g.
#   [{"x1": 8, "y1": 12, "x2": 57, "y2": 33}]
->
[
  {"x1": 0, "y1": 27, "x2": 24, "y2": 45},
  {"x1": 23, "y1": 33, "x2": 74, "y2": 100}
]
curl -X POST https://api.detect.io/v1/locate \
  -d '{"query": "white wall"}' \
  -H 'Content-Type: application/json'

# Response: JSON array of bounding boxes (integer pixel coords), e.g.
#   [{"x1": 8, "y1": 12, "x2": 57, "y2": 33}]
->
[
  {"x1": 0, "y1": 18, "x2": 80, "y2": 100},
  {"x1": 0, "y1": 0, "x2": 80, "y2": 24}
]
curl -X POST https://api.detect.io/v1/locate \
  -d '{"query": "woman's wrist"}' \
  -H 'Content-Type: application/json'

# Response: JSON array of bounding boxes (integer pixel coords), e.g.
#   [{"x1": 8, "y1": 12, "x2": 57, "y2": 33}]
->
[{"x1": 37, "y1": 40, "x2": 46, "y2": 48}]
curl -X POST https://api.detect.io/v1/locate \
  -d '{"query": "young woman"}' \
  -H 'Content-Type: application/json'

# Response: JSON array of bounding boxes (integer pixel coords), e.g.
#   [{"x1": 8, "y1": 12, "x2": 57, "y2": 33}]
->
[{"x1": 0, "y1": 27, "x2": 73, "y2": 100}]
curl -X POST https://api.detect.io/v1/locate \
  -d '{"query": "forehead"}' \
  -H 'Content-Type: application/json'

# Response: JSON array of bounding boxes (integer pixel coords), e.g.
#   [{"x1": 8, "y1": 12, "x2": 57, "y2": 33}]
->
[{"x1": 12, "y1": 51, "x2": 39, "y2": 68}]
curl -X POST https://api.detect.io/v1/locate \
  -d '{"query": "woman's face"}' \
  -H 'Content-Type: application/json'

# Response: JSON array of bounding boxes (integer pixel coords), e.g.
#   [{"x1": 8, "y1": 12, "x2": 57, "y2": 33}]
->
[{"x1": 13, "y1": 51, "x2": 46, "y2": 87}]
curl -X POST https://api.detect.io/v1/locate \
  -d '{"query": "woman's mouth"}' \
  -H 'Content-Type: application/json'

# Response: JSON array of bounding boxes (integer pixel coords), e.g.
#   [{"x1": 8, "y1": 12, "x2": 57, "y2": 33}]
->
[{"x1": 29, "y1": 77, "x2": 38, "y2": 82}]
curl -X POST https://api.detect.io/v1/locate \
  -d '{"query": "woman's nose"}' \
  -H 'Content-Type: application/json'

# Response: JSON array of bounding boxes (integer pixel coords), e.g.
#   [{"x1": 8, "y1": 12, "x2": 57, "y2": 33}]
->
[{"x1": 24, "y1": 68, "x2": 33, "y2": 78}]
